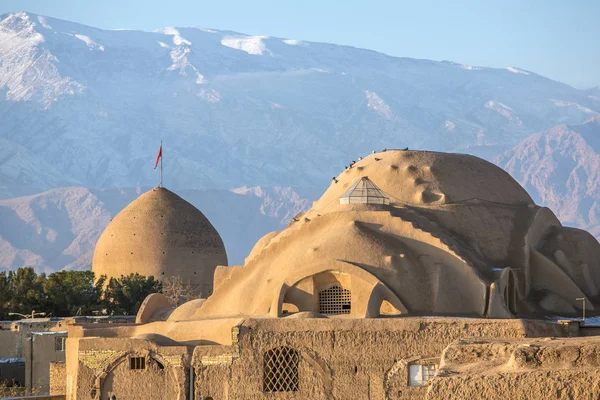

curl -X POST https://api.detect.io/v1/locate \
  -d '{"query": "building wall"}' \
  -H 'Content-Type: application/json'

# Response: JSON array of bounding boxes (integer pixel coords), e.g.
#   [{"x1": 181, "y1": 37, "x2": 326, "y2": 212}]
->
[
  {"x1": 0, "y1": 361, "x2": 25, "y2": 386},
  {"x1": 0, "y1": 317, "x2": 135, "y2": 396},
  {"x1": 71, "y1": 338, "x2": 190, "y2": 400},
  {"x1": 0, "y1": 324, "x2": 20, "y2": 358},
  {"x1": 27, "y1": 333, "x2": 67, "y2": 393},
  {"x1": 193, "y1": 318, "x2": 567, "y2": 400},
  {"x1": 101, "y1": 357, "x2": 179, "y2": 399},
  {"x1": 49, "y1": 362, "x2": 66, "y2": 395},
  {"x1": 0, "y1": 320, "x2": 67, "y2": 394},
  {"x1": 429, "y1": 370, "x2": 600, "y2": 400},
  {"x1": 66, "y1": 317, "x2": 570, "y2": 400},
  {"x1": 428, "y1": 336, "x2": 600, "y2": 399}
]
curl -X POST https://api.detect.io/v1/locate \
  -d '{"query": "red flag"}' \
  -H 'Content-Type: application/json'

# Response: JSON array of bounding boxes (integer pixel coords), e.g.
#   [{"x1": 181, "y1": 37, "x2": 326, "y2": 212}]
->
[{"x1": 154, "y1": 143, "x2": 162, "y2": 169}]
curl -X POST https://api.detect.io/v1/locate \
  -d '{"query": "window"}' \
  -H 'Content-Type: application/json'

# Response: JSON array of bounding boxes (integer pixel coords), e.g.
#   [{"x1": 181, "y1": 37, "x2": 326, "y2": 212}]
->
[
  {"x1": 55, "y1": 336, "x2": 66, "y2": 352},
  {"x1": 130, "y1": 357, "x2": 146, "y2": 370},
  {"x1": 318, "y1": 285, "x2": 351, "y2": 315},
  {"x1": 408, "y1": 364, "x2": 436, "y2": 386},
  {"x1": 263, "y1": 347, "x2": 299, "y2": 392}
]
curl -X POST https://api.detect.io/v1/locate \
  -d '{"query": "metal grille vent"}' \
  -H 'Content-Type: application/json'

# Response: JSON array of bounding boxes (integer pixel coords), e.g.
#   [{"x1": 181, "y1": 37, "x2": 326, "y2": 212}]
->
[
  {"x1": 130, "y1": 357, "x2": 145, "y2": 370},
  {"x1": 319, "y1": 285, "x2": 351, "y2": 315},
  {"x1": 263, "y1": 347, "x2": 299, "y2": 392}
]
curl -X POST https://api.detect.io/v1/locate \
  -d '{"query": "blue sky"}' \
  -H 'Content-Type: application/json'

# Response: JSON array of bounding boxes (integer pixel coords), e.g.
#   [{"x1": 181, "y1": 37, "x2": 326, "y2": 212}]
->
[{"x1": 2, "y1": 0, "x2": 599, "y2": 89}]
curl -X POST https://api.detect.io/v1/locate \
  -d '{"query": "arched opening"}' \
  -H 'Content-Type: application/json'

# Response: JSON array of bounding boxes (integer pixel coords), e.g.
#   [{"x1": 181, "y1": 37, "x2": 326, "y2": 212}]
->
[
  {"x1": 99, "y1": 353, "x2": 178, "y2": 399},
  {"x1": 263, "y1": 346, "x2": 299, "y2": 392},
  {"x1": 318, "y1": 285, "x2": 351, "y2": 315},
  {"x1": 274, "y1": 264, "x2": 408, "y2": 318}
]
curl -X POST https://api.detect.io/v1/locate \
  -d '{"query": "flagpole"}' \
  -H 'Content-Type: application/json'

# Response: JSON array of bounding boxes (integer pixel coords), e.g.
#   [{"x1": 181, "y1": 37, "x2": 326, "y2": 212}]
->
[{"x1": 159, "y1": 140, "x2": 163, "y2": 188}]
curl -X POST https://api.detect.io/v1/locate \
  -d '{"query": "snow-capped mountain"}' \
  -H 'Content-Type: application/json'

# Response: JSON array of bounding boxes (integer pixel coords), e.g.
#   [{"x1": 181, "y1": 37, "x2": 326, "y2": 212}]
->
[
  {"x1": 1, "y1": 12, "x2": 600, "y2": 273},
  {"x1": 1, "y1": 11, "x2": 598, "y2": 196}
]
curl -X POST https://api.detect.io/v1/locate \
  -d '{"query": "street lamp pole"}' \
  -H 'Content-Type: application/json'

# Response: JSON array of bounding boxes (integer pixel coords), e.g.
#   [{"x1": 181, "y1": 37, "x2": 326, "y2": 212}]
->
[{"x1": 8, "y1": 310, "x2": 46, "y2": 319}]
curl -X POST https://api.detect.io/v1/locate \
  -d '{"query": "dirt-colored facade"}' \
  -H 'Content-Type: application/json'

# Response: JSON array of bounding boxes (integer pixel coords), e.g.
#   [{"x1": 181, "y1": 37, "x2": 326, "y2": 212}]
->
[
  {"x1": 65, "y1": 317, "x2": 568, "y2": 400},
  {"x1": 428, "y1": 335, "x2": 600, "y2": 399},
  {"x1": 29, "y1": 332, "x2": 68, "y2": 392},
  {"x1": 0, "y1": 317, "x2": 134, "y2": 395},
  {"x1": 50, "y1": 362, "x2": 66, "y2": 395},
  {"x1": 60, "y1": 150, "x2": 600, "y2": 399},
  {"x1": 0, "y1": 319, "x2": 68, "y2": 393},
  {"x1": 195, "y1": 318, "x2": 567, "y2": 400}
]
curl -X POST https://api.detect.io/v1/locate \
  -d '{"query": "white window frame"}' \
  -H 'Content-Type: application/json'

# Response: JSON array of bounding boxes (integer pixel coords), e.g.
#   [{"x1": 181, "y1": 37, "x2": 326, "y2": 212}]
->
[
  {"x1": 55, "y1": 336, "x2": 66, "y2": 352},
  {"x1": 408, "y1": 363, "x2": 436, "y2": 386}
]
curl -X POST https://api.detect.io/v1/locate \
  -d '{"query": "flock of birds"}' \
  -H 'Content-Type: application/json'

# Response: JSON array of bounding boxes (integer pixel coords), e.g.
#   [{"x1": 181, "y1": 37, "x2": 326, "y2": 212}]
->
[{"x1": 332, "y1": 147, "x2": 409, "y2": 183}]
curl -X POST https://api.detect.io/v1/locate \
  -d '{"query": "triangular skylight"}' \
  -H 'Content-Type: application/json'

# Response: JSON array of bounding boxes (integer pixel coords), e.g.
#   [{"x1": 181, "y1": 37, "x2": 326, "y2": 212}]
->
[{"x1": 339, "y1": 177, "x2": 390, "y2": 205}]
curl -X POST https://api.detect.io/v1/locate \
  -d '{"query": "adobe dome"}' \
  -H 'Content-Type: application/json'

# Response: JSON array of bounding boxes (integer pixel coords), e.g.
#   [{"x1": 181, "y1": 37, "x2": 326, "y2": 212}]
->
[
  {"x1": 92, "y1": 187, "x2": 227, "y2": 296},
  {"x1": 187, "y1": 150, "x2": 599, "y2": 320},
  {"x1": 309, "y1": 150, "x2": 533, "y2": 216}
]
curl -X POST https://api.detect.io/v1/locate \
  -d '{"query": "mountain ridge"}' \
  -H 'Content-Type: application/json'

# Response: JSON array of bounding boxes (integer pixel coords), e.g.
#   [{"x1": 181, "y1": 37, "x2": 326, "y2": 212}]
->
[
  {"x1": 0, "y1": 185, "x2": 317, "y2": 272},
  {"x1": 1, "y1": 11, "x2": 599, "y2": 197},
  {"x1": 1, "y1": 12, "x2": 600, "y2": 273},
  {"x1": 496, "y1": 117, "x2": 600, "y2": 238}
]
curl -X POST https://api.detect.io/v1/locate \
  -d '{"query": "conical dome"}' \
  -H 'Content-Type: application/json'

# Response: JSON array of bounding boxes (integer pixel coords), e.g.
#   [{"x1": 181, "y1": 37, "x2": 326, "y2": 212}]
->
[{"x1": 92, "y1": 187, "x2": 227, "y2": 296}]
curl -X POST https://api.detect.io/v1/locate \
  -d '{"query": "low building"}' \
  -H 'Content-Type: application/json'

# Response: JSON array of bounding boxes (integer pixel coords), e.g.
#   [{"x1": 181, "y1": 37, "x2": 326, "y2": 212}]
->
[
  {"x1": 0, "y1": 317, "x2": 134, "y2": 395},
  {"x1": 60, "y1": 150, "x2": 600, "y2": 399},
  {"x1": 0, "y1": 357, "x2": 25, "y2": 388},
  {"x1": 0, "y1": 319, "x2": 67, "y2": 394}
]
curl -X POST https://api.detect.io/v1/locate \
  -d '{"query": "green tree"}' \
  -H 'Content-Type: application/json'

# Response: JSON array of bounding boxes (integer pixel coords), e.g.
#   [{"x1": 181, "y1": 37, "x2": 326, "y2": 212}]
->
[
  {"x1": 104, "y1": 274, "x2": 162, "y2": 315},
  {"x1": 6, "y1": 267, "x2": 45, "y2": 317},
  {"x1": 0, "y1": 267, "x2": 162, "y2": 318},
  {"x1": 43, "y1": 271, "x2": 106, "y2": 317},
  {"x1": 0, "y1": 272, "x2": 12, "y2": 320}
]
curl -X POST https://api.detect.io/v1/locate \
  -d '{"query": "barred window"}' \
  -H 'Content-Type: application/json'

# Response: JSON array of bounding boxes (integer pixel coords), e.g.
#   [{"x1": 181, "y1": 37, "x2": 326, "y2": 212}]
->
[
  {"x1": 263, "y1": 347, "x2": 299, "y2": 392},
  {"x1": 318, "y1": 285, "x2": 351, "y2": 315},
  {"x1": 408, "y1": 364, "x2": 436, "y2": 386},
  {"x1": 55, "y1": 336, "x2": 66, "y2": 352},
  {"x1": 130, "y1": 357, "x2": 146, "y2": 370}
]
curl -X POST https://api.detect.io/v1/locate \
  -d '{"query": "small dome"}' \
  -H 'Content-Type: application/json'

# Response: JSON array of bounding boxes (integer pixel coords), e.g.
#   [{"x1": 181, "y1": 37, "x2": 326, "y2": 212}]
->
[{"x1": 92, "y1": 187, "x2": 227, "y2": 296}]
